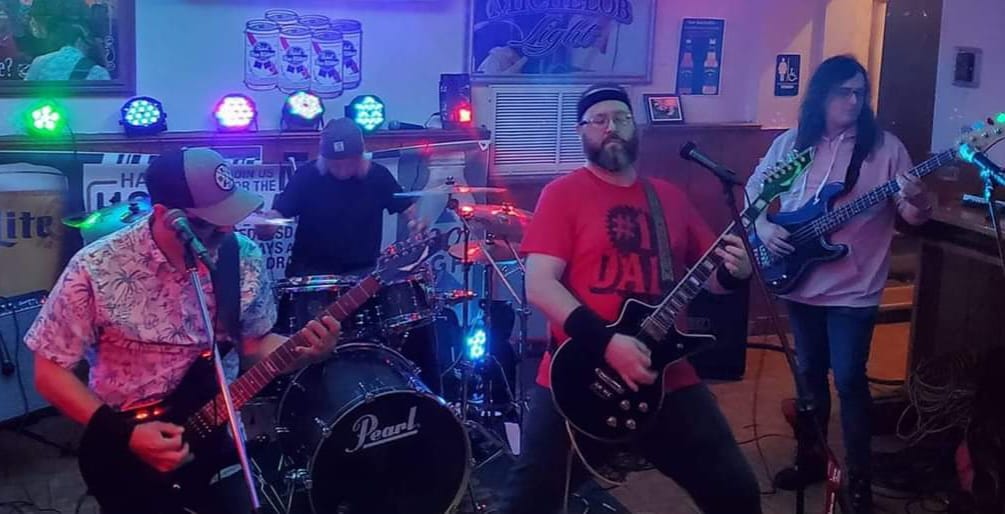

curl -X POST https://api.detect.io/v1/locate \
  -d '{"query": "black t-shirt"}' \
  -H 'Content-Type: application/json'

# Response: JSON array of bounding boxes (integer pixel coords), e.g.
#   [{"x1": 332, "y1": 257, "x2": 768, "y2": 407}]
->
[{"x1": 273, "y1": 161, "x2": 413, "y2": 276}]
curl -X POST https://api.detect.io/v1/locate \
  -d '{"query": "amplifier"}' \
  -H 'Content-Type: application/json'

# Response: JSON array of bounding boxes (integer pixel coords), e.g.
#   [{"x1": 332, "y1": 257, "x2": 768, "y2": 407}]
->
[
  {"x1": 0, "y1": 290, "x2": 50, "y2": 423},
  {"x1": 686, "y1": 284, "x2": 750, "y2": 381}
]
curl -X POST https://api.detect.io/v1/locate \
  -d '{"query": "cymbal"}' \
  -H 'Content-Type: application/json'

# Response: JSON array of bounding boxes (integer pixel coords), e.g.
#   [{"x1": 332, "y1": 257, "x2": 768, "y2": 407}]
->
[
  {"x1": 459, "y1": 204, "x2": 532, "y2": 239},
  {"x1": 241, "y1": 213, "x2": 296, "y2": 226},
  {"x1": 393, "y1": 184, "x2": 507, "y2": 198},
  {"x1": 449, "y1": 240, "x2": 522, "y2": 264},
  {"x1": 63, "y1": 199, "x2": 151, "y2": 244}
]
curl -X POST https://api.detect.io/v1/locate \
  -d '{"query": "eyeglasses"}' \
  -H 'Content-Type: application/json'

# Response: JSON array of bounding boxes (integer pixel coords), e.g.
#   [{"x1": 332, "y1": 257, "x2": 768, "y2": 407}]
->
[
  {"x1": 831, "y1": 87, "x2": 866, "y2": 100},
  {"x1": 579, "y1": 113, "x2": 634, "y2": 129}
]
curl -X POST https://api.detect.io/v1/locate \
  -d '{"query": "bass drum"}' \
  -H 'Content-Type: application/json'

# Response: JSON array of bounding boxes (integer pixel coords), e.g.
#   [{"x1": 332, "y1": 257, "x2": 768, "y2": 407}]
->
[{"x1": 276, "y1": 342, "x2": 471, "y2": 514}]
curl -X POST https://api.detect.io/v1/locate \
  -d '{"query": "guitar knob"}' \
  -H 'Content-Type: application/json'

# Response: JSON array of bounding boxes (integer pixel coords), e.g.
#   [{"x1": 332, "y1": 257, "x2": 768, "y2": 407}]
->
[
  {"x1": 638, "y1": 402, "x2": 649, "y2": 413},
  {"x1": 606, "y1": 416, "x2": 618, "y2": 427},
  {"x1": 626, "y1": 419, "x2": 637, "y2": 430},
  {"x1": 172, "y1": 483, "x2": 181, "y2": 491},
  {"x1": 619, "y1": 400, "x2": 630, "y2": 411}
]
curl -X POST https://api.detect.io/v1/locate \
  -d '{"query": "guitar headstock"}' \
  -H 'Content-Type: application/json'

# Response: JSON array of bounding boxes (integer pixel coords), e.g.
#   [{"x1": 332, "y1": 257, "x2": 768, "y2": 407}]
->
[
  {"x1": 757, "y1": 146, "x2": 815, "y2": 202},
  {"x1": 373, "y1": 230, "x2": 446, "y2": 284},
  {"x1": 956, "y1": 113, "x2": 1005, "y2": 162}
]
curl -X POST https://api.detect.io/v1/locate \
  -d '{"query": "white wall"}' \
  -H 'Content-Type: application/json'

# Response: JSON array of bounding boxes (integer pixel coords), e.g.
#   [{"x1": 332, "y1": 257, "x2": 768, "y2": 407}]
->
[
  {"x1": 0, "y1": 0, "x2": 885, "y2": 135},
  {"x1": 932, "y1": 0, "x2": 1005, "y2": 155}
]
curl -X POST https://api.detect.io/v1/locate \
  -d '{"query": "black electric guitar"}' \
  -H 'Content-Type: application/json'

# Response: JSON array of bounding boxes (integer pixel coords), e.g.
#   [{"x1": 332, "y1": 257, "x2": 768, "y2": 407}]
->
[
  {"x1": 752, "y1": 112, "x2": 1005, "y2": 294},
  {"x1": 550, "y1": 147, "x2": 815, "y2": 445},
  {"x1": 77, "y1": 231, "x2": 445, "y2": 513}
]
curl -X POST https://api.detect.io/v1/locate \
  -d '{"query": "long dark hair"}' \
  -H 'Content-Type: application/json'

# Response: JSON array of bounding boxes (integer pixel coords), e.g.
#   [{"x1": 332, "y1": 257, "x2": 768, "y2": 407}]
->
[{"x1": 795, "y1": 55, "x2": 880, "y2": 157}]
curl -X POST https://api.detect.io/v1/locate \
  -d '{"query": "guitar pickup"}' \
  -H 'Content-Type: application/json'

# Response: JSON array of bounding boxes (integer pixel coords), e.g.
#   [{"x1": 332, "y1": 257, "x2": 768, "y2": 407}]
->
[
  {"x1": 594, "y1": 368, "x2": 625, "y2": 395},
  {"x1": 589, "y1": 382, "x2": 614, "y2": 400}
]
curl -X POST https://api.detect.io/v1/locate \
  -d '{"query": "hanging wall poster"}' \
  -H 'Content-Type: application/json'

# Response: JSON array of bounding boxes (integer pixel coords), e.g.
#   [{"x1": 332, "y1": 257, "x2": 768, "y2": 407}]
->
[{"x1": 676, "y1": 18, "x2": 725, "y2": 96}]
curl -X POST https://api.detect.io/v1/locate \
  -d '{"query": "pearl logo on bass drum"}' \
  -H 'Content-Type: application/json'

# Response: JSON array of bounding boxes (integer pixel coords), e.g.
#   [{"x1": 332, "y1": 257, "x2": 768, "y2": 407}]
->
[{"x1": 346, "y1": 405, "x2": 420, "y2": 453}]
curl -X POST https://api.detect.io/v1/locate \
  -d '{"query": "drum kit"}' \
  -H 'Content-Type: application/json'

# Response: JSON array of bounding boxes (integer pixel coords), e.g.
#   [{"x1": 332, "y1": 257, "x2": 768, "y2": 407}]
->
[{"x1": 63, "y1": 179, "x2": 534, "y2": 514}]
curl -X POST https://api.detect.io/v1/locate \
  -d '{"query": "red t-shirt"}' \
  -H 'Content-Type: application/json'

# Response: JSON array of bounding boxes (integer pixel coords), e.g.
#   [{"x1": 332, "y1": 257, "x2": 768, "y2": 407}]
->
[{"x1": 522, "y1": 168, "x2": 719, "y2": 391}]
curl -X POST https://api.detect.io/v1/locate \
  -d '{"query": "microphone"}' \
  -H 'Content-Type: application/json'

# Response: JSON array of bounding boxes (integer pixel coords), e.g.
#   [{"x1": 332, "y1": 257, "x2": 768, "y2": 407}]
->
[
  {"x1": 165, "y1": 209, "x2": 216, "y2": 271},
  {"x1": 679, "y1": 141, "x2": 745, "y2": 186}
]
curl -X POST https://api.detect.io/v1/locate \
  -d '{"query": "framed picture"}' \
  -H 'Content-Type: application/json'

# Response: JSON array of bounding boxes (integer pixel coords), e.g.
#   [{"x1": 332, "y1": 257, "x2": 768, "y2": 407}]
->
[
  {"x1": 0, "y1": 0, "x2": 135, "y2": 97},
  {"x1": 644, "y1": 94, "x2": 684, "y2": 124},
  {"x1": 466, "y1": 0, "x2": 656, "y2": 83}
]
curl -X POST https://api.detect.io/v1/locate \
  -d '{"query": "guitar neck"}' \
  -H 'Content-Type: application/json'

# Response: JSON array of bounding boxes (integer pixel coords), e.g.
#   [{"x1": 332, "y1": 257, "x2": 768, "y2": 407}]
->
[
  {"x1": 808, "y1": 149, "x2": 955, "y2": 237},
  {"x1": 642, "y1": 198, "x2": 765, "y2": 340},
  {"x1": 186, "y1": 275, "x2": 383, "y2": 434}
]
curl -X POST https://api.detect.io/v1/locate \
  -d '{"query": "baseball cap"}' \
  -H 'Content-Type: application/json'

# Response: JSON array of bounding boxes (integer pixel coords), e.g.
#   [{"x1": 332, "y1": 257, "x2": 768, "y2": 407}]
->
[
  {"x1": 577, "y1": 83, "x2": 633, "y2": 122},
  {"x1": 145, "y1": 148, "x2": 263, "y2": 226},
  {"x1": 320, "y1": 117, "x2": 365, "y2": 160}
]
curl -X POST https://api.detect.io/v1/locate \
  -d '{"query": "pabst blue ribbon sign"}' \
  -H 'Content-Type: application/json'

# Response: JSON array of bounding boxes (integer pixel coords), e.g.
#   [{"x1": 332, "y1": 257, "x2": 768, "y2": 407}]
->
[{"x1": 468, "y1": 0, "x2": 654, "y2": 82}]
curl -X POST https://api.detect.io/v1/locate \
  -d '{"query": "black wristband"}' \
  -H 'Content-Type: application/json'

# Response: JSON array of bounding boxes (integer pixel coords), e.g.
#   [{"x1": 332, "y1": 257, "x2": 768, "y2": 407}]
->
[
  {"x1": 563, "y1": 305, "x2": 615, "y2": 359},
  {"x1": 82, "y1": 404, "x2": 135, "y2": 452},
  {"x1": 716, "y1": 265, "x2": 745, "y2": 291}
]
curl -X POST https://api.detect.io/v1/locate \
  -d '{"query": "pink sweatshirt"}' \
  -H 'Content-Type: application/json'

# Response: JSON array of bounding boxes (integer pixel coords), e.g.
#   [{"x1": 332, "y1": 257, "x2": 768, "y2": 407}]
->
[{"x1": 746, "y1": 128, "x2": 931, "y2": 307}]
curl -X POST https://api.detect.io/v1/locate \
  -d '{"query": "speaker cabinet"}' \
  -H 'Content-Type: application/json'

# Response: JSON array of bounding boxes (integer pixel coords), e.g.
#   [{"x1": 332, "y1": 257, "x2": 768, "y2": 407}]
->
[
  {"x1": 685, "y1": 284, "x2": 750, "y2": 381},
  {"x1": 0, "y1": 290, "x2": 50, "y2": 423}
]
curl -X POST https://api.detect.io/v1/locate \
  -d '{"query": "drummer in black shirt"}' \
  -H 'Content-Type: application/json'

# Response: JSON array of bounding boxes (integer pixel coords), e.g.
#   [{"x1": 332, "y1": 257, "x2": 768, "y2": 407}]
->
[
  {"x1": 257, "y1": 117, "x2": 441, "y2": 391},
  {"x1": 260, "y1": 117, "x2": 418, "y2": 276}
]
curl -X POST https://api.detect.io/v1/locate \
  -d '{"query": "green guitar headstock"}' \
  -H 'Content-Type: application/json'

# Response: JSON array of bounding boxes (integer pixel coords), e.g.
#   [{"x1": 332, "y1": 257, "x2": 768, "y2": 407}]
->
[{"x1": 757, "y1": 146, "x2": 815, "y2": 202}]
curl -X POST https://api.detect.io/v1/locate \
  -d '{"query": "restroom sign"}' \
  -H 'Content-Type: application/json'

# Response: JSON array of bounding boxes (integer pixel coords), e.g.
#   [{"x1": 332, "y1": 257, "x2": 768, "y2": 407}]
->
[{"x1": 775, "y1": 54, "x2": 800, "y2": 97}]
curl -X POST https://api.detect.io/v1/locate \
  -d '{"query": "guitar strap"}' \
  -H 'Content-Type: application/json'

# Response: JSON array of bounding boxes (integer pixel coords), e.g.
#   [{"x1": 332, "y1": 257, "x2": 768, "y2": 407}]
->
[
  {"x1": 210, "y1": 233, "x2": 241, "y2": 357},
  {"x1": 839, "y1": 141, "x2": 868, "y2": 196},
  {"x1": 641, "y1": 178, "x2": 675, "y2": 290}
]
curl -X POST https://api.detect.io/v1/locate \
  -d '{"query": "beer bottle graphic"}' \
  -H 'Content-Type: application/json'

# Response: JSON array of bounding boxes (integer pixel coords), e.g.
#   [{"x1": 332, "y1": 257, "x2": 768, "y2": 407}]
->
[
  {"x1": 678, "y1": 39, "x2": 694, "y2": 94},
  {"x1": 702, "y1": 39, "x2": 719, "y2": 95}
]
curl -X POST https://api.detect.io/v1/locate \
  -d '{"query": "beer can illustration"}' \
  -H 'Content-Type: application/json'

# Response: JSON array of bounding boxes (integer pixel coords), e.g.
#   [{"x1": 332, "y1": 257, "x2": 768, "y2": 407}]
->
[
  {"x1": 265, "y1": 9, "x2": 300, "y2": 28},
  {"x1": 311, "y1": 30, "x2": 344, "y2": 99},
  {"x1": 244, "y1": 19, "x2": 280, "y2": 91},
  {"x1": 298, "y1": 14, "x2": 330, "y2": 33},
  {"x1": 278, "y1": 25, "x2": 312, "y2": 94},
  {"x1": 330, "y1": 19, "x2": 362, "y2": 90}
]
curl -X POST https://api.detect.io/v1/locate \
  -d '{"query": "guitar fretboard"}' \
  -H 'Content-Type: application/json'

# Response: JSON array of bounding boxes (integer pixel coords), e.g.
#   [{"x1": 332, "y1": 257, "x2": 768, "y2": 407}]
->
[
  {"x1": 186, "y1": 275, "x2": 382, "y2": 436},
  {"x1": 804, "y1": 149, "x2": 955, "y2": 238},
  {"x1": 641, "y1": 205, "x2": 761, "y2": 341}
]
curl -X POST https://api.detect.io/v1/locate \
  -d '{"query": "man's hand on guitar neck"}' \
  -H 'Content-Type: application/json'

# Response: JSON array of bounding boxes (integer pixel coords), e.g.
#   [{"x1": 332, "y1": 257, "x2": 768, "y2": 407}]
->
[
  {"x1": 604, "y1": 334, "x2": 658, "y2": 392},
  {"x1": 129, "y1": 421, "x2": 191, "y2": 473},
  {"x1": 290, "y1": 315, "x2": 342, "y2": 368}
]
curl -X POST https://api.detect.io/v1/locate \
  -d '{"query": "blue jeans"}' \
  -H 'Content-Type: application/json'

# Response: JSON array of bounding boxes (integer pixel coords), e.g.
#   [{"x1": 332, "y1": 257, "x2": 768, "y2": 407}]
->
[{"x1": 786, "y1": 301, "x2": 879, "y2": 474}]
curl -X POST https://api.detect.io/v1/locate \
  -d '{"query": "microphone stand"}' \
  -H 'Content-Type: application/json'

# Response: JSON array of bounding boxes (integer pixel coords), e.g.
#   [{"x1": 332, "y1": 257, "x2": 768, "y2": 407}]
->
[
  {"x1": 978, "y1": 162, "x2": 1005, "y2": 277},
  {"x1": 183, "y1": 244, "x2": 260, "y2": 513},
  {"x1": 710, "y1": 168, "x2": 851, "y2": 514}
]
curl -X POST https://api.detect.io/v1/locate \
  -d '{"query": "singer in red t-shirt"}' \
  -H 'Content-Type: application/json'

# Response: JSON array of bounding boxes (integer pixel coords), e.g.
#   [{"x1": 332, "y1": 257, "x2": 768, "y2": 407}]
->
[{"x1": 499, "y1": 84, "x2": 762, "y2": 514}]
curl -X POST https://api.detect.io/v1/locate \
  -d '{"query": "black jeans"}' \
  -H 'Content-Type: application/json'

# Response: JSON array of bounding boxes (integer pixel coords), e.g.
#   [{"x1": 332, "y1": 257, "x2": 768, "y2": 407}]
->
[
  {"x1": 786, "y1": 301, "x2": 878, "y2": 474},
  {"x1": 500, "y1": 383, "x2": 762, "y2": 514},
  {"x1": 98, "y1": 467, "x2": 254, "y2": 514}
]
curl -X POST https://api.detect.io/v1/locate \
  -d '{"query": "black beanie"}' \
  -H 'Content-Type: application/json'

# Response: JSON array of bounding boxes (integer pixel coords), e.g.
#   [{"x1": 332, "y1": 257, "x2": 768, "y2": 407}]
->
[{"x1": 577, "y1": 83, "x2": 632, "y2": 122}]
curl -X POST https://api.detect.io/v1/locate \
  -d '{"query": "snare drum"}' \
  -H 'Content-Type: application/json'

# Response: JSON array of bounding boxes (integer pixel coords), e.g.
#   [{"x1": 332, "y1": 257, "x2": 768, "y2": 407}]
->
[{"x1": 276, "y1": 342, "x2": 470, "y2": 514}]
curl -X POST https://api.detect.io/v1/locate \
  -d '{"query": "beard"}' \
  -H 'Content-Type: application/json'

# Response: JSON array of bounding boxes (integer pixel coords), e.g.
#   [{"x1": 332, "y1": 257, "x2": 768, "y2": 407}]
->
[{"x1": 585, "y1": 134, "x2": 639, "y2": 172}]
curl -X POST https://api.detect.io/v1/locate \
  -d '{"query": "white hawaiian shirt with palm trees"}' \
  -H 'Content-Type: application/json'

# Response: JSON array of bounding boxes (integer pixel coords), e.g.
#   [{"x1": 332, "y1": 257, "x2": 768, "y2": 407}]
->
[{"x1": 24, "y1": 215, "x2": 276, "y2": 410}]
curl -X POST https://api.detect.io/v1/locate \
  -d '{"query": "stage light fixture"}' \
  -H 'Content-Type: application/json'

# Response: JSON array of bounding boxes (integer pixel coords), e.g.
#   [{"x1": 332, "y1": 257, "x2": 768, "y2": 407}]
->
[
  {"x1": 24, "y1": 102, "x2": 66, "y2": 137},
  {"x1": 345, "y1": 94, "x2": 385, "y2": 132},
  {"x1": 120, "y1": 96, "x2": 167, "y2": 135},
  {"x1": 465, "y1": 326, "x2": 487, "y2": 361},
  {"x1": 281, "y1": 91, "x2": 325, "y2": 131},
  {"x1": 214, "y1": 94, "x2": 258, "y2": 132}
]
